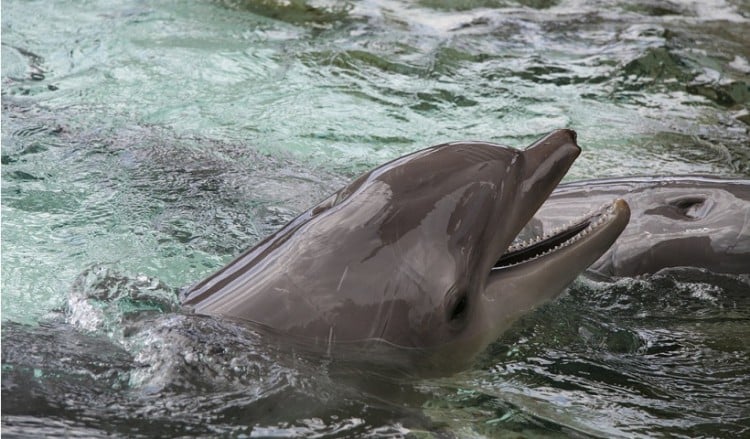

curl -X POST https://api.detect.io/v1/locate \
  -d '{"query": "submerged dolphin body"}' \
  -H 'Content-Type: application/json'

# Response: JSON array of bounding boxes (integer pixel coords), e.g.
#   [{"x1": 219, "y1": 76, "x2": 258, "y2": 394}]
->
[
  {"x1": 183, "y1": 130, "x2": 630, "y2": 374},
  {"x1": 518, "y1": 176, "x2": 750, "y2": 278}
]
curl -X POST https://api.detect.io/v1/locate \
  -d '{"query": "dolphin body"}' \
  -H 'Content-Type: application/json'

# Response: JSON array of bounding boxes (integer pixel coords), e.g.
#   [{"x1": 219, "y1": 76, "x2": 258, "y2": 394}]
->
[
  {"x1": 518, "y1": 176, "x2": 750, "y2": 278},
  {"x1": 182, "y1": 130, "x2": 630, "y2": 374}
]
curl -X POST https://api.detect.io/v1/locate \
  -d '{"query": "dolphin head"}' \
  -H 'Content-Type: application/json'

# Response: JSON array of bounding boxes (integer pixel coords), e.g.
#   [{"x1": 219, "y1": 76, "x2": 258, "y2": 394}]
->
[
  {"x1": 183, "y1": 130, "x2": 630, "y2": 375},
  {"x1": 588, "y1": 177, "x2": 749, "y2": 277},
  {"x1": 362, "y1": 130, "x2": 629, "y2": 373}
]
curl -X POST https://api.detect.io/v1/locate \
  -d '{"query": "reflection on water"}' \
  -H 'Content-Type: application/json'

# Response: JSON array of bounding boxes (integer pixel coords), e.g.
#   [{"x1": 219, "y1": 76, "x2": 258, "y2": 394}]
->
[{"x1": 2, "y1": 0, "x2": 749, "y2": 437}]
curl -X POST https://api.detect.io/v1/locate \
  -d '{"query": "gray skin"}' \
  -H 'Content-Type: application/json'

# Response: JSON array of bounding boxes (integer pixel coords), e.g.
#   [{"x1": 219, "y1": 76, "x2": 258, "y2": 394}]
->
[
  {"x1": 183, "y1": 129, "x2": 630, "y2": 375},
  {"x1": 515, "y1": 176, "x2": 750, "y2": 279}
]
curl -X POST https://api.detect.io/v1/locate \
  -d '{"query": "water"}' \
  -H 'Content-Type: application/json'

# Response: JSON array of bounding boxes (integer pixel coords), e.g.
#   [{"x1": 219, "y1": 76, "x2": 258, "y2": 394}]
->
[{"x1": 2, "y1": 0, "x2": 749, "y2": 436}]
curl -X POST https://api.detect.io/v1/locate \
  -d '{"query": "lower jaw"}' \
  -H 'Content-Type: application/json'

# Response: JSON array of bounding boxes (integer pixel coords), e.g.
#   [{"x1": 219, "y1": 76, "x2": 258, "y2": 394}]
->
[{"x1": 492, "y1": 199, "x2": 625, "y2": 270}]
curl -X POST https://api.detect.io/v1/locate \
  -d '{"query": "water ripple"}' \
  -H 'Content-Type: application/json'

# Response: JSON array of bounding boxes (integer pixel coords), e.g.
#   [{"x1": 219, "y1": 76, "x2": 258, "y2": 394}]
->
[{"x1": 3, "y1": 0, "x2": 749, "y2": 436}]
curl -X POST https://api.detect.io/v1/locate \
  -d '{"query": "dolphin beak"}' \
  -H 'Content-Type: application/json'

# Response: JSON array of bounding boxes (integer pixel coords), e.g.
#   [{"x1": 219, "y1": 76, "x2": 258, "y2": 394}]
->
[{"x1": 470, "y1": 131, "x2": 628, "y2": 349}]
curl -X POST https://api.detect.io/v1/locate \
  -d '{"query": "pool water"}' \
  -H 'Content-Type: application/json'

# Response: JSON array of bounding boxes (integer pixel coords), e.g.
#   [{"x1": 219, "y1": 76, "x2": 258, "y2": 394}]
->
[{"x1": 2, "y1": 0, "x2": 749, "y2": 437}]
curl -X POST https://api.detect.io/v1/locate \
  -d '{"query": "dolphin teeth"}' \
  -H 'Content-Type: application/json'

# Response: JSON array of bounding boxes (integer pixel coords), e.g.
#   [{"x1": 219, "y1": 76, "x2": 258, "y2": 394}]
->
[{"x1": 496, "y1": 198, "x2": 623, "y2": 270}]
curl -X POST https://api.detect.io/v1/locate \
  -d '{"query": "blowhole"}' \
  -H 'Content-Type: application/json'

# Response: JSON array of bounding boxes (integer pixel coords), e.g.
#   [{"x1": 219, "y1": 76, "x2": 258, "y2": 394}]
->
[{"x1": 670, "y1": 196, "x2": 710, "y2": 219}]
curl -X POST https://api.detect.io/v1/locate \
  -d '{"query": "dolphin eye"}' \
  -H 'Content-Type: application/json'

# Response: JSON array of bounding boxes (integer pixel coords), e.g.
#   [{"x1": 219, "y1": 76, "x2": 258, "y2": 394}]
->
[{"x1": 449, "y1": 294, "x2": 468, "y2": 321}]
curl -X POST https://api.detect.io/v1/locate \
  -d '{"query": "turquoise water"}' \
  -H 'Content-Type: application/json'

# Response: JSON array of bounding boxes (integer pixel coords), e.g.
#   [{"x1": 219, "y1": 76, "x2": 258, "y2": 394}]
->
[{"x1": 2, "y1": 0, "x2": 749, "y2": 437}]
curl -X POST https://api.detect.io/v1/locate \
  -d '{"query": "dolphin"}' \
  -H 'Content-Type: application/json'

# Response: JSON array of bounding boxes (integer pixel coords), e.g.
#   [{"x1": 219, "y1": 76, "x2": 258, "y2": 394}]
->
[
  {"x1": 182, "y1": 129, "x2": 630, "y2": 374},
  {"x1": 517, "y1": 176, "x2": 750, "y2": 278}
]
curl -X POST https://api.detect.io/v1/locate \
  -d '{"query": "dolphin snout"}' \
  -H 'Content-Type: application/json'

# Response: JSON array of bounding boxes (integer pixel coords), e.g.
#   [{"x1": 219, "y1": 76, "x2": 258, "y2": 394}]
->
[
  {"x1": 523, "y1": 129, "x2": 581, "y2": 177},
  {"x1": 522, "y1": 130, "x2": 580, "y2": 193},
  {"x1": 507, "y1": 129, "x2": 582, "y2": 238}
]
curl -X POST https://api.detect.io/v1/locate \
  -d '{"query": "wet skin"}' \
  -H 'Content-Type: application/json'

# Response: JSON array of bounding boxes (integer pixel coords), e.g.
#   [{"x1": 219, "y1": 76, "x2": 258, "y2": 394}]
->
[
  {"x1": 183, "y1": 130, "x2": 630, "y2": 374},
  {"x1": 519, "y1": 176, "x2": 750, "y2": 278}
]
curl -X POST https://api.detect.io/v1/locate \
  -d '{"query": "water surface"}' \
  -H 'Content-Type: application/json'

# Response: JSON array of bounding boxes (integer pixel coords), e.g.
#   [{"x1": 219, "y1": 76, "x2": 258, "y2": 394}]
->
[{"x1": 2, "y1": 0, "x2": 749, "y2": 437}]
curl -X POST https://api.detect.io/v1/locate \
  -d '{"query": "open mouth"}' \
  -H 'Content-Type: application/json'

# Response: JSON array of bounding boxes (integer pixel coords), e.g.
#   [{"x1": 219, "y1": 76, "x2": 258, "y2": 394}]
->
[{"x1": 493, "y1": 200, "x2": 622, "y2": 269}]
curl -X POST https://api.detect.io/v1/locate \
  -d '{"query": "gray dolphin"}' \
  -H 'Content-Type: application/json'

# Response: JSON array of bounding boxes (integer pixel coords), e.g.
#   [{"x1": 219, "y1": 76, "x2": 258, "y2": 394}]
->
[
  {"x1": 517, "y1": 176, "x2": 750, "y2": 278},
  {"x1": 182, "y1": 130, "x2": 630, "y2": 374}
]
